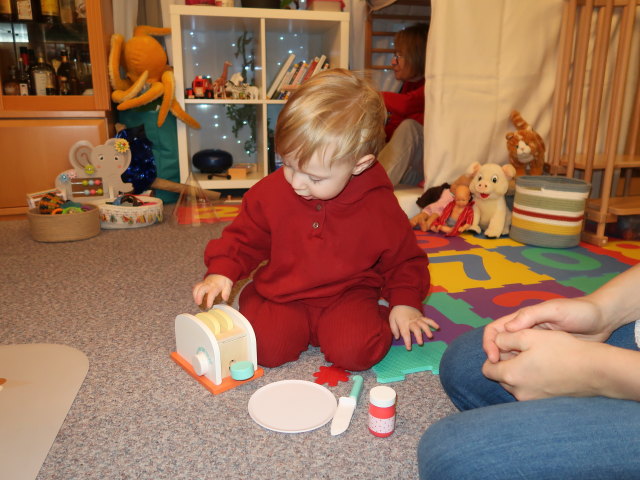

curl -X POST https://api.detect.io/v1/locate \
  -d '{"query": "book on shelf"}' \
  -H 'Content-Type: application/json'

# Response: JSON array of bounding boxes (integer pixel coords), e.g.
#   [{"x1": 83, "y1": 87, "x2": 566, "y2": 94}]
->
[
  {"x1": 297, "y1": 54, "x2": 327, "y2": 85},
  {"x1": 275, "y1": 66, "x2": 297, "y2": 99},
  {"x1": 301, "y1": 57, "x2": 319, "y2": 84},
  {"x1": 273, "y1": 55, "x2": 330, "y2": 100},
  {"x1": 285, "y1": 61, "x2": 311, "y2": 99},
  {"x1": 312, "y1": 55, "x2": 327, "y2": 76},
  {"x1": 290, "y1": 62, "x2": 309, "y2": 87},
  {"x1": 267, "y1": 53, "x2": 295, "y2": 99},
  {"x1": 277, "y1": 62, "x2": 303, "y2": 99}
]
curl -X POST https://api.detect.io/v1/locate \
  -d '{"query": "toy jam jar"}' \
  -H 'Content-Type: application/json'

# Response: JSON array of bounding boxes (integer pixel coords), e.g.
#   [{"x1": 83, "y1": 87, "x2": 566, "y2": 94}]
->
[{"x1": 368, "y1": 385, "x2": 396, "y2": 437}]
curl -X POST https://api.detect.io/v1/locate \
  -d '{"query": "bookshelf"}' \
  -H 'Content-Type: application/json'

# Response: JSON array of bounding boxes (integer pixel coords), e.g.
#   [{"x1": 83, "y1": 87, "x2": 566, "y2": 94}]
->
[{"x1": 169, "y1": 5, "x2": 349, "y2": 190}]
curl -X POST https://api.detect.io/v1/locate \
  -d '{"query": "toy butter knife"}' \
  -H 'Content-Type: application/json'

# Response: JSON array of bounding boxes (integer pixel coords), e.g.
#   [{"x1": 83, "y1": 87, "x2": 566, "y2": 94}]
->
[{"x1": 330, "y1": 375, "x2": 364, "y2": 436}]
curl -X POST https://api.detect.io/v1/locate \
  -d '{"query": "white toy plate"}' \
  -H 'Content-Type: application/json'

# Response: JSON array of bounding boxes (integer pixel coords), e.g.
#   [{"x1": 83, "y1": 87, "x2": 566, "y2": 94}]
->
[{"x1": 248, "y1": 380, "x2": 337, "y2": 433}]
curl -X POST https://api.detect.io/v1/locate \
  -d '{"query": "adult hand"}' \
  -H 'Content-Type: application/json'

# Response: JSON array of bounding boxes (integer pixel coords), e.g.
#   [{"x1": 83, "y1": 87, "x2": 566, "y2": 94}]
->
[
  {"x1": 192, "y1": 274, "x2": 233, "y2": 309},
  {"x1": 483, "y1": 297, "x2": 608, "y2": 363},
  {"x1": 389, "y1": 305, "x2": 440, "y2": 350},
  {"x1": 482, "y1": 328, "x2": 603, "y2": 400}
]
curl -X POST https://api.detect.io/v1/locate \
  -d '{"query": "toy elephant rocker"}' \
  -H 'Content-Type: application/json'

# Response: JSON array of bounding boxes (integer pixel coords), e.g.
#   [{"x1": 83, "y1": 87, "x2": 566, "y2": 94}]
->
[
  {"x1": 55, "y1": 138, "x2": 133, "y2": 202},
  {"x1": 467, "y1": 162, "x2": 516, "y2": 238}
]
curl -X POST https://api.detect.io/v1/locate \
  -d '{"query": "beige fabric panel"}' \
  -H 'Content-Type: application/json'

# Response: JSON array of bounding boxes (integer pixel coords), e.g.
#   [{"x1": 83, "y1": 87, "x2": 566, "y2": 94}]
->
[{"x1": 423, "y1": 0, "x2": 564, "y2": 189}]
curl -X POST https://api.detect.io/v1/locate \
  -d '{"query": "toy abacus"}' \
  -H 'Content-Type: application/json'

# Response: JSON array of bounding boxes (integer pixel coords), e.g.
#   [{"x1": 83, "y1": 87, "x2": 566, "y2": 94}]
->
[{"x1": 70, "y1": 177, "x2": 104, "y2": 198}]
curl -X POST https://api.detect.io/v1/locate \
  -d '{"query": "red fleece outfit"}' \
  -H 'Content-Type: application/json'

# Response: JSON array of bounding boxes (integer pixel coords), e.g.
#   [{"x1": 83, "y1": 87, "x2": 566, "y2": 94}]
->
[
  {"x1": 203, "y1": 162, "x2": 430, "y2": 370},
  {"x1": 381, "y1": 79, "x2": 425, "y2": 141}
]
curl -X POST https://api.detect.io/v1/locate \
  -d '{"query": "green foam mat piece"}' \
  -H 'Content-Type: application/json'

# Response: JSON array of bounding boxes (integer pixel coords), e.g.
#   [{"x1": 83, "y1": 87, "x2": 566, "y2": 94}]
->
[{"x1": 372, "y1": 341, "x2": 448, "y2": 383}]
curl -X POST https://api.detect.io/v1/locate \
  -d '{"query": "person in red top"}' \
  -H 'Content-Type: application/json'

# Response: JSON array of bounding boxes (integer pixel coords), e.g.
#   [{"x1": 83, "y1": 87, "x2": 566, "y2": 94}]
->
[
  {"x1": 378, "y1": 23, "x2": 429, "y2": 186},
  {"x1": 193, "y1": 69, "x2": 438, "y2": 371}
]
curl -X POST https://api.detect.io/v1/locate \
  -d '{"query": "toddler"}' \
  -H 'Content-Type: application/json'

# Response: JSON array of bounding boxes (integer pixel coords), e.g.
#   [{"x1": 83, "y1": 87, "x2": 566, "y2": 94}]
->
[{"x1": 193, "y1": 68, "x2": 438, "y2": 371}]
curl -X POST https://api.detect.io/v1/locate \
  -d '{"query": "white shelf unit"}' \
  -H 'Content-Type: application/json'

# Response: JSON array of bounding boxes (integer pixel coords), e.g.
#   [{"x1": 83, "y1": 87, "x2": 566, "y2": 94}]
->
[{"x1": 170, "y1": 6, "x2": 350, "y2": 190}]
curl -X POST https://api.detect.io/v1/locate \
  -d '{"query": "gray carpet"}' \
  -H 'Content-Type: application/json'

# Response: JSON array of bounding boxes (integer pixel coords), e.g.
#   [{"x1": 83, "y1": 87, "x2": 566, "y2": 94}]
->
[{"x1": 1, "y1": 206, "x2": 457, "y2": 480}]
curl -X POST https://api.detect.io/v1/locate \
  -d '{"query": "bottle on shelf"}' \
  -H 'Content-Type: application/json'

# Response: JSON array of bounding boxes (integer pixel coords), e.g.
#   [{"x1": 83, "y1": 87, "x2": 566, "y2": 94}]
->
[
  {"x1": 0, "y1": 0, "x2": 13, "y2": 22},
  {"x1": 17, "y1": 47, "x2": 34, "y2": 94},
  {"x1": 26, "y1": 48, "x2": 37, "y2": 94},
  {"x1": 39, "y1": 0, "x2": 60, "y2": 24},
  {"x1": 17, "y1": 63, "x2": 30, "y2": 95},
  {"x1": 30, "y1": 51, "x2": 57, "y2": 95},
  {"x1": 19, "y1": 46, "x2": 30, "y2": 69},
  {"x1": 3, "y1": 66, "x2": 20, "y2": 95},
  {"x1": 58, "y1": 0, "x2": 74, "y2": 24},
  {"x1": 72, "y1": 49, "x2": 92, "y2": 94},
  {"x1": 18, "y1": 46, "x2": 32, "y2": 94},
  {"x1": 74, "y1": 0, "x2": 85, "y2": 24},
  {"x1": 27, "y1": 47, "x2": 36, "y2": 72},
  {"x1": 57, "y1": 74, "x2": 70, "y2": 95},
  {"x1": 13, "y1": 0, "x2": 39, "y2": 22},
  {"x1": 57, "y1": 49, "x2": 78, "y2": 95}
]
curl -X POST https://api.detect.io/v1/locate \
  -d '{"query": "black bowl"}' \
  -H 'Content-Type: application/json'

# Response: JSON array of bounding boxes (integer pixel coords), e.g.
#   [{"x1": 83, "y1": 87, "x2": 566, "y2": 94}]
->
[{"x1": 192, "y1": 149, "x2": 233, "y2": 174}]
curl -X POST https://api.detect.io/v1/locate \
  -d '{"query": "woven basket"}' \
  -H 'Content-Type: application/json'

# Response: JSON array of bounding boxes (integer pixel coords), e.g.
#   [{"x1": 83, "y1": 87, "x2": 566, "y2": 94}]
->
[
  {"x1": 95, "y1": 195, "x2": 163, "y2": 229},
  {"x1": 27, "y1": 205, "x2": 101, "y2": 243},
  {"x1": 510, "y1": 176, "x2": 590, "y2": 248}
]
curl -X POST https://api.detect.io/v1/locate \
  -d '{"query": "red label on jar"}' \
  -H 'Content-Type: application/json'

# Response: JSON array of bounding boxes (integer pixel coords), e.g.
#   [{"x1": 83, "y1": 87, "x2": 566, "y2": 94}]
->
[{"x1": 369, "y1": 403, "x2": 395, "y2": 419}]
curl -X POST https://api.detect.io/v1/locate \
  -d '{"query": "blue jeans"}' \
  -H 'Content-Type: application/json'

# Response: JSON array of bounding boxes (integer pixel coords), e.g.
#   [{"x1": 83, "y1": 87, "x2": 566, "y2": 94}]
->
[{"x1": 418, "y1": 322, "x2": 640, "y2": 479}]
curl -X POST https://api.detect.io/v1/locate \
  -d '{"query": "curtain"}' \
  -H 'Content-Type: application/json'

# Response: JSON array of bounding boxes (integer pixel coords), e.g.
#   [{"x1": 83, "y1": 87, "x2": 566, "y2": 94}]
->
[
  {"x1": 112, "y1": 0, "x2": 139, "y2": 38},
  {"x1": 112, "y1": 0, "x2": 164, "y2": 37},
  {"x1": 423, "y1": 0, "x2": 564, "y2": 189},
  {"x1": 138, "y1": 0, "x2": 164, "y2": 27}
]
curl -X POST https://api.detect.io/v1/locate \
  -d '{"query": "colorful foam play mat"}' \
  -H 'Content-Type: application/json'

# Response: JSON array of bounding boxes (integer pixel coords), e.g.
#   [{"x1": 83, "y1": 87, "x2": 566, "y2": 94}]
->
[{"x1": 373, "y1": 232, "x2": 640, "y2": 383}]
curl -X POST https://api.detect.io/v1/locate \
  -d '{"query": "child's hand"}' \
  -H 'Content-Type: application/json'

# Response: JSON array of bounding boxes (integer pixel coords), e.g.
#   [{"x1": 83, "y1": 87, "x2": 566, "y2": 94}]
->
[
  {"x1": 389, "y1": 305, "x2": 440, "y2": 350},
  {"x1": 417, "y1": 214, "x2": 434, "y2": 232},
  {"x1": 409, "y1": 212, "x2": 425, "y2": 229},
  {"x1": 193, "y1": 274, "x2": 233, "y2": 310},
  {"x1": 411, "y1": 212, "x2": 435, "y2": 232}
]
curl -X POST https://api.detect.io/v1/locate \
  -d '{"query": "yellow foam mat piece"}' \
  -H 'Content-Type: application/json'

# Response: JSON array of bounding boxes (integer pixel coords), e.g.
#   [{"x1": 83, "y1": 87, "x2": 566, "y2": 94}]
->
[
  {"x1": 429, "y1": 249, "x2": 551, "y2": 293},
  {"x1": 462, "y1": 235, "x2": 524, "y2": 248},
  {"x1": 601, "y1": 240, "x2": 640, "y2": 261}
]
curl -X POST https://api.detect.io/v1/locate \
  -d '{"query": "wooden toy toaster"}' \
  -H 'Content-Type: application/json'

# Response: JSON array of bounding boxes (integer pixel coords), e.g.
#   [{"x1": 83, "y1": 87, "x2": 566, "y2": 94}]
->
[{"x1": 171, "y1": 304, "x2": 264, "y2": 395}]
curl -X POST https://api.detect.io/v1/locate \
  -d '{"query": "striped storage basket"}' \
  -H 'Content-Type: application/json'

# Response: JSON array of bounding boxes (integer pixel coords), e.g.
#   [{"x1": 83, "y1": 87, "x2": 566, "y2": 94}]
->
[{"x1": 510, "y1": 176, "x2": 590, "y2": 248}]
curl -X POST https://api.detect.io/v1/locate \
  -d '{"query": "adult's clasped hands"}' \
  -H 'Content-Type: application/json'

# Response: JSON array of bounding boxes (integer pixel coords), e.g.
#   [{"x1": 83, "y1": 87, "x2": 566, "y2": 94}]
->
[{"x1": 480, "y1": 297, "x2": 611, "y2": 401}]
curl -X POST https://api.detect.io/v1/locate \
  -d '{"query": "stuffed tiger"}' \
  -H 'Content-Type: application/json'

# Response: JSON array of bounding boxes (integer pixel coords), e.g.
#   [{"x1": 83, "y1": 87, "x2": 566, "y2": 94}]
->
[{"x1": 505, "y1": 110, "x2": 545, "y2": 176}]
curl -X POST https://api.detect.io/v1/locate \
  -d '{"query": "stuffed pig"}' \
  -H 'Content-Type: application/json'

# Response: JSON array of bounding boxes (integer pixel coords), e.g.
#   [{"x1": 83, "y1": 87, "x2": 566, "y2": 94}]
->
[
  {"x1": 55, "y1": 138, "x2": 133, "y2": 201},
  {"x1": 467, "y1": 162, "x2": 516, "y2": 238}
]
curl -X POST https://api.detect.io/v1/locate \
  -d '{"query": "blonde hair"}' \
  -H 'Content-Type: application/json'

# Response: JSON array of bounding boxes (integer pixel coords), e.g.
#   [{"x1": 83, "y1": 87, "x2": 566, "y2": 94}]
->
[
  {"x1": 394, "y1": 23, "x2": 429, "y2": 80},
  {"x1": 275, "y1": 68, "x2": 387, "y2": 169}
]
